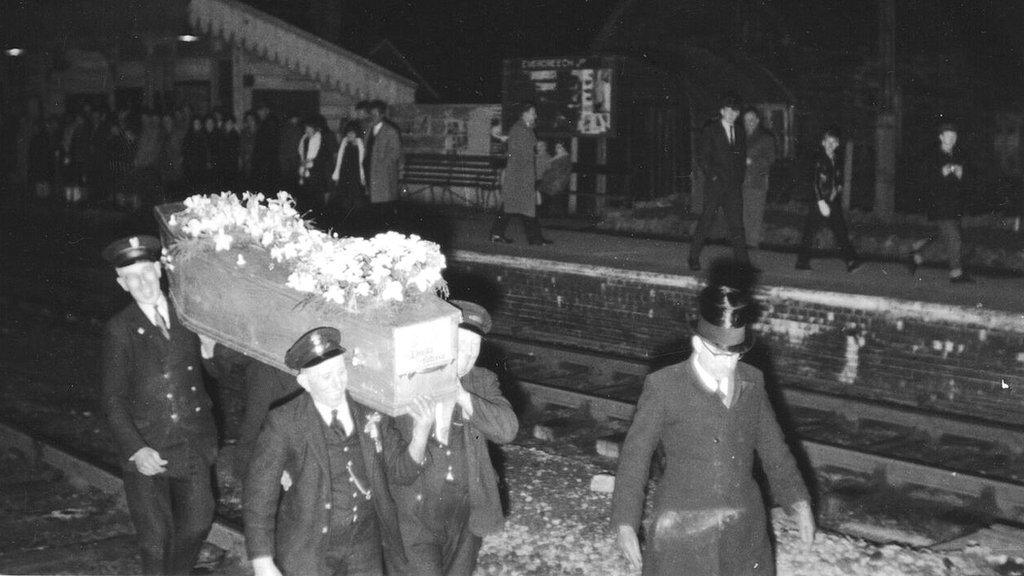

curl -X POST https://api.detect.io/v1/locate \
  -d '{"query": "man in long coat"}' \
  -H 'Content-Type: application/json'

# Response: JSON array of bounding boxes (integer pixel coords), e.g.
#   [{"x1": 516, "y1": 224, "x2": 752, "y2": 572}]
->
[
  {"x1": 244, "y1": 328, "x2": 406, "y2": 576},
  {"x1": 489, "y1": 103, "x2": 551, "y2": 245},
  {"x1": 689, "y1": 93, "x2": 750, "y2": 270},
  {"x1": 365, "y1": 100, "x2": 402, "y2": 206},
  {"x1": 101, "y1": 235, "x2": 218, "y2": 575},
  {"x1": 385, "y1": 301, "x2": 518, "y2": 575}
]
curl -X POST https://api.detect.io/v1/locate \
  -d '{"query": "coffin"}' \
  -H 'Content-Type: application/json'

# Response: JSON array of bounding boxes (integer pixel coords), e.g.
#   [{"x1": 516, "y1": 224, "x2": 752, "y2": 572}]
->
[{"x1": 155, "y1": 202, "x2": 460, "y2": 416}]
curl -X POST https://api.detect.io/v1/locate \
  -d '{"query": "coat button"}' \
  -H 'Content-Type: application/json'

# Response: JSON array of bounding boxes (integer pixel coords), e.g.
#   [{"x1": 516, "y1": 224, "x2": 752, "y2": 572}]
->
[
  {"x1": 713, "y1": 438, "x2": 720, "y2": 444},
  {"x1": 321, "y1": 526, "x2": 328, "y2": 534},
  {"x1": 166, "y1": 393, "x2": 173, "y2": 399},
  {"x1": 195, "y1": 407, "x2": 201, "y2": 412},
  {"x1": 325, "y1": 503, "x2": 331, "y2": 510},
  {"x1": 343, "y1": 447, "x2": 349, "y2": 452},
  {"x1": 171, "y1": 414, "x2": 179, "y2": 421},
  {"x1": 416, "y1": 494, "x2": 422, "y2": 501},
  {"x1": 163, "y1": 373, "x2": 170, "y2": 379},
  {"x1": 187, "y1": 365, "x2": 194, "y2": 371},
  {"x1": 352, "y1": 492, "x2": 358, "y2": 498},
  {"x1": 191, "y1": 386, "x2": 197, "y2": 392}
]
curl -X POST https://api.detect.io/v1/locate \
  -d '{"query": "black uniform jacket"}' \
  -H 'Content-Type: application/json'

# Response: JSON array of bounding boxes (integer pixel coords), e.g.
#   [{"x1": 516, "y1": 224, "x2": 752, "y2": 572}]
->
[
  {"x1": 244, "y1": 392, "x2": 407, "y2": 576},
  {"x1": 699, "y1": 119, "x2": 747, "y2": 192},
  {"x1": 386, "y1": 367, "x2": 518, "y2": 537},
  {"x1": 101, "y1": 300, "x2": 217, "y2": 467}
]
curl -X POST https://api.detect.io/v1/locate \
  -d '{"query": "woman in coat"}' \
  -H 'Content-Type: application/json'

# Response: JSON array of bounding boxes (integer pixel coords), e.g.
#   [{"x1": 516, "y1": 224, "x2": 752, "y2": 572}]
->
[
  {"x1": 331, "y1": 120, "x2": 366, "y2": 216},
  {"x1": 612, "y1": 281, "x2": 815, "y2": 576},
  {"x1": 490, "y1": 102, "x2": 551, "y2": 245},
  {"x1": 296, "y1": 114, "x2": 336, "y2": 216}
]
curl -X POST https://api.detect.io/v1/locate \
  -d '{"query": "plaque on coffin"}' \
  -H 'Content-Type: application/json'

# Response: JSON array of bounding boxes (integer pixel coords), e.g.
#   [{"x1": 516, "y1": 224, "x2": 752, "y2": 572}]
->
[{"x1": 154, "y1": 202, "x2": 460, "y2": 416}]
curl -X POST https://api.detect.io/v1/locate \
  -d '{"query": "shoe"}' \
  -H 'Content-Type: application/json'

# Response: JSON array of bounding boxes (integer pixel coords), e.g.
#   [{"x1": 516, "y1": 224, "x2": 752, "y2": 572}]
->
[
  {"x1": 846, "y1": 259, "x2": 864, "y2": 273},
  {"x1": 529, "y1": 238, "x2": 554, "y2": 245},
  {"x1": 950, "y1": 273, "x2": 975, "y2": 284},
  {"x1": 490, "y1": 235, "x2": 514, "y2": 244},
  {"x1": 688, "y1": 258, "x2": 701, "y2": 272},
  {"x1": 795, "y1": 261, "x2": 811, "y2": 270}
]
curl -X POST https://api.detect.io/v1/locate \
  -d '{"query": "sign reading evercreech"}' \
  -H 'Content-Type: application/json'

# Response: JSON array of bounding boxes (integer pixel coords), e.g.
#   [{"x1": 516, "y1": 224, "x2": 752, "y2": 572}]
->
[{"x1": 503, "y1": 56, "x2": 616, "y2": 137}]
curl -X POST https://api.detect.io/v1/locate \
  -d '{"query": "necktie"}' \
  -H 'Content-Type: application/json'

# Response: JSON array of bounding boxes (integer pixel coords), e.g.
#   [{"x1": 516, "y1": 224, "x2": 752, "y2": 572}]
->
[
  {"x1": 330, "y1": 409, "x2": 340, "y2": 431},
  {"x1": 728, "y1": 125, "x2": 734, "y2": 145},
  {"x1": 152, "y1": 305, "x2": 170, "y2": 340}
]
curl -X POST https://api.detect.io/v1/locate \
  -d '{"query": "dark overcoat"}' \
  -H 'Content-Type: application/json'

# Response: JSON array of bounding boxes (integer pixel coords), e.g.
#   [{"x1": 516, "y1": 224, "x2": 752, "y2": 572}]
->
[
  {"x1": 101, "y1": 300, "x2": 217, "y2": 466},
  {"x1": 923, "y1": 145, "x2": 968, "y2": 221},
  {"x1": 244, "y1": 393, "x2": 407, "y2": 576},
  {"x1": 611, "y1": 359, "x2": 809, "y2": 576},
  {"x1": 700, "y1": 120, "x2": 747, "y2": 198},
  {"x1": 501, "y1": 120, "x2": 537, "y2": 217},
  {"x1": 386, "y1": 367, "x2": 518, "y2": 538}
]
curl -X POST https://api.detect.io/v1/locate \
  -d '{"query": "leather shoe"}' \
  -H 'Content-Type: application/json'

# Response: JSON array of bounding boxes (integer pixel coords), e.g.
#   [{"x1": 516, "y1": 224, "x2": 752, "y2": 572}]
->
[
  {"x1": 688, "y1": 258, "x2": 701, "y2": 271},
  {"x1": 846, "y1": 259, "x2": 864, "y2": 273},
  {"x1": 490, "y1": 235, "x2": 514, "y2": 244},
  {"x1": 950, "y1": 273, "x2": 975, "y2": 284}
]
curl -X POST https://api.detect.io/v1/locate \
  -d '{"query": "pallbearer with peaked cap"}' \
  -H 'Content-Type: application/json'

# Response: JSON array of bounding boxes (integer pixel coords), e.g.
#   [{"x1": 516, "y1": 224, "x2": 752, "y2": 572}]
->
[
  {"x1": 612, "y1": 278, "x2": 815, "y2": 575},
  {"x1": 383, "y1": 299, "x2": 518, "y2": 575},
  {"x1": 244, "y1": 327, "x2": 408, "y2": 576},
  {"x1": 99, "y1": 235, "x2": 219, "y2": 575}
]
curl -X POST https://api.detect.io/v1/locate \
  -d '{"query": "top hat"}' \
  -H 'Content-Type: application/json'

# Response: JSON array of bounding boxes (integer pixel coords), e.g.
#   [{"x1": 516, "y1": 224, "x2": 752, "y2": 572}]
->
[
  {"x1": 286, "y1": 327, "x2": 346, "y2": 370},
  {"x1": 449, "y1": 300, "x2": 492, "y2": 336},
  {"x1": 694, "y1": 284, "x2": 755, "y2": 354},
  {"x1": 102, "y1": 235, "x2": 162, "y2": 268}
]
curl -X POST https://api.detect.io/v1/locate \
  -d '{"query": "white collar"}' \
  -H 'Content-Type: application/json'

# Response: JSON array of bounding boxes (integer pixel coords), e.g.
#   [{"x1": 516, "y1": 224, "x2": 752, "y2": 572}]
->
[
  {"x1": 691, "y1": 354, "x2": 732, "y2": 398},
  {"x1": 139, "y1": 297, "x2": 170, "y2": 329},
  {"x1": 373, "y1": 122, "x2": 383, "y2": 135},
  {"x1": 313, "y1": 397, "x2": 354, "y2": 435}
]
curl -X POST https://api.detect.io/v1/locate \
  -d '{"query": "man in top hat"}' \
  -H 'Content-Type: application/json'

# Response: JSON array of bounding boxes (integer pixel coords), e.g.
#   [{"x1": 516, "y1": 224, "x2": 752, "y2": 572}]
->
[
  {"x1": 100, "y1": 235, "x2": 219, "y2": 575},
  {"x1": 612, "y1": 282, "x2": 814, "y2": 575},
  {"x1": 244, "y1": 327, "x2": 407, "y2": 576},
  {"x1": 385, "y1": 300, "x2": 518, "y2": 576}
]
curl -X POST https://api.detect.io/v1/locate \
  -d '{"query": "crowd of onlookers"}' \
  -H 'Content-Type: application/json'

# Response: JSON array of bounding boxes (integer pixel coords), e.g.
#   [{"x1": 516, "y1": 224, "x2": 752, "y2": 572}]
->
[{"x1": 9, "y1": 100, "x2": 392, "y2": 216}]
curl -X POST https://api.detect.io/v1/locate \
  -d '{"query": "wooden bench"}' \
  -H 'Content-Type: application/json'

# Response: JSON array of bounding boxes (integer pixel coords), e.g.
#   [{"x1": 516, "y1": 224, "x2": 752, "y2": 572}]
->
[{"x1": 400, "y1": 153, "x2": 505, "y2": 208}]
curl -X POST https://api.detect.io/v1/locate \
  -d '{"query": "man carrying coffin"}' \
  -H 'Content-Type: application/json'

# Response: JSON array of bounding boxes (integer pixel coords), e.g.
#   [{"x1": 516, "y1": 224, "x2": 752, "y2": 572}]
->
[
  {"x1": 100, "y1": 235, "x2": 219, "y2": 575},
  {"x1": 244, "y1": 327, "x2": 407, "y2": 576},
  {"x1": 385, "y1": 301, "x2": 519, "y2": 576}
]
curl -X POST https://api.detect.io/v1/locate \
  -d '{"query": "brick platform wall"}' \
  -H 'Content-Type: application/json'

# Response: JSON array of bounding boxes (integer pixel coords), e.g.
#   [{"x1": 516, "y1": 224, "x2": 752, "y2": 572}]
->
[{"x1": 447, "y1": 251, "x2": 1024, "y2": 427}]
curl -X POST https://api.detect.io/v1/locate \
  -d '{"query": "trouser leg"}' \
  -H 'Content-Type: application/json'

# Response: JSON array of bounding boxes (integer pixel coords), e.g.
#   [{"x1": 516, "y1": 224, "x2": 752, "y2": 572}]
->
[
  {"x1": 524, "y1": 216, "x2": 545, "y2": 244},
  {"x1": 124, "y1": 469, "x2": 173, "y2": 575},
  {"x1": 743, "y1": 182, "x2": 768, "y2": 247},
  {"x1": 827, "y1": 203, "x2": 858, "y2": 261},
  {"x1": 722, "y1": 190, "x2": 750, "y2": 264},
  {"x1": 490, "y1": 213, "x2": 509, "y2": 238},
  {"x1": 937, "y1": 219, "x2": 963, "y2": 273},
  {"x1": 441, "y1": 528, "x2": 482, "y2": 576},
  {"x1": 166, "y1": 459, "x2": 215, "y2": 575},
  {"x1": 797, "y1": 206, "x2": 823, "y2": 264},
  {"x1": 689, "y1": 190, "x2": 724, "y2": 261}
]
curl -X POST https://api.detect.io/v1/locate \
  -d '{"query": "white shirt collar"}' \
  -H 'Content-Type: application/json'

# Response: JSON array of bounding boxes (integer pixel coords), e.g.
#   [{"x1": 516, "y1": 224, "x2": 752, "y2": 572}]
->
[
  {"x1": 313, "y1": 397, "x2": 354, "y2": 435},
  {"x1": 691, "y1": 354, "x2": 732, "y2": 399},
  {"x1": 139, "y1": 296, "x2": 170, "y2": 329},
  {"x1": 373, "y1": 122, "x2": 383, "y2": 135}
]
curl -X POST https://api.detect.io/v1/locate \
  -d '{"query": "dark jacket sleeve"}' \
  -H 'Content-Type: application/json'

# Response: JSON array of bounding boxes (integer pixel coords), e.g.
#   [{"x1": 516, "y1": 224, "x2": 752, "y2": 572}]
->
[
  {"x1": 611, "y1": 375, "x2": 665, "y2": 530},
  {"x1": 101, "y1": 319, "x2": 148, "y2": 460},
  {"x1": 383, "y1": 414, "x2": 428, "y2": 486},
  {"x1": 463, "y1": 369, "x2": 518, "y2": 444},
  {"x1": 753, "y1": 383, "x2": 810, "y2": 508},
  {"x1": 243, "y1": 413, "x2": 288, "y2": 560}
]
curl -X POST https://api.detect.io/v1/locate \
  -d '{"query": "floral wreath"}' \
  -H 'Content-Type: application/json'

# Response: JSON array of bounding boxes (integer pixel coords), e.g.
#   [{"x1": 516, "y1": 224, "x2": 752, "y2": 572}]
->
[{"x1": 165, "y1": 192, "x2": 448, "y2": 311}]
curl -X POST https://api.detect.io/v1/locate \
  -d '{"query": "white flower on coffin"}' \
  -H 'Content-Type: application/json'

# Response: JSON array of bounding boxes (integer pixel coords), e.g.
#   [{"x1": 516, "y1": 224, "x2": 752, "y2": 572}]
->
[
  {"x1": 381, "y1": 279, "x2": 404, "y2": 302},
  {"x1": 213, "y1": 230, "x2": 233, "y2": 252}
]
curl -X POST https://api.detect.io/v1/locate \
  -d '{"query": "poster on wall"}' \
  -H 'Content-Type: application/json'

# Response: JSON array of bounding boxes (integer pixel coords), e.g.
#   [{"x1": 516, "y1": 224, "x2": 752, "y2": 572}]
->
[
  {"x1": 503, "y1": 56, "x2": 615, "y2": 137},
  {"x1": 390, "y1": 104, "x2": 503, "y2": 156}
]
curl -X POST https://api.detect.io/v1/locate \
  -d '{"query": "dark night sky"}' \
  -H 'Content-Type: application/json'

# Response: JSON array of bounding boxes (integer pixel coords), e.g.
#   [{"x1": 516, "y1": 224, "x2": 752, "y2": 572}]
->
[{"x1": 336, "y1": 0, "x2": 1022, "y2": 105}]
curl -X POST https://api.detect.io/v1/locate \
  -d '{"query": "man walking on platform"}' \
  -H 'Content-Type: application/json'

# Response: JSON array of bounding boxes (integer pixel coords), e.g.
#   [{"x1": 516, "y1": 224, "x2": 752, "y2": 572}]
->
[
  {"x1": 385, "y1": 301, "x2": 518, "y2": 576},
  {"x1": 244, "y1": 328, "x2": 406, "y2": 576},
  {"x1": 689, "y1": 93, "x2": 750, "y2": 271},
  {"x1": 100, "y1": 235, "x2": 218, "y2": 575}
]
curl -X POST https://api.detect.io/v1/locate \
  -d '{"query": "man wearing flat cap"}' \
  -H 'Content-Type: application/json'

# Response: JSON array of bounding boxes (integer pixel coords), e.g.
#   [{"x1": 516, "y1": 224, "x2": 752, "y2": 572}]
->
[
  {"x1": 244, "y1": 327, "x2": 407, "y2": 576},
  {"x1": 612, "y1": 282, "x2": 814, "y2": 575},
  {"x1": 385, "y1": 300, "x2": 518, "y2": 576},
  {"x1": 100, "y1": 235, "x2": 219, "y2": 575}
]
